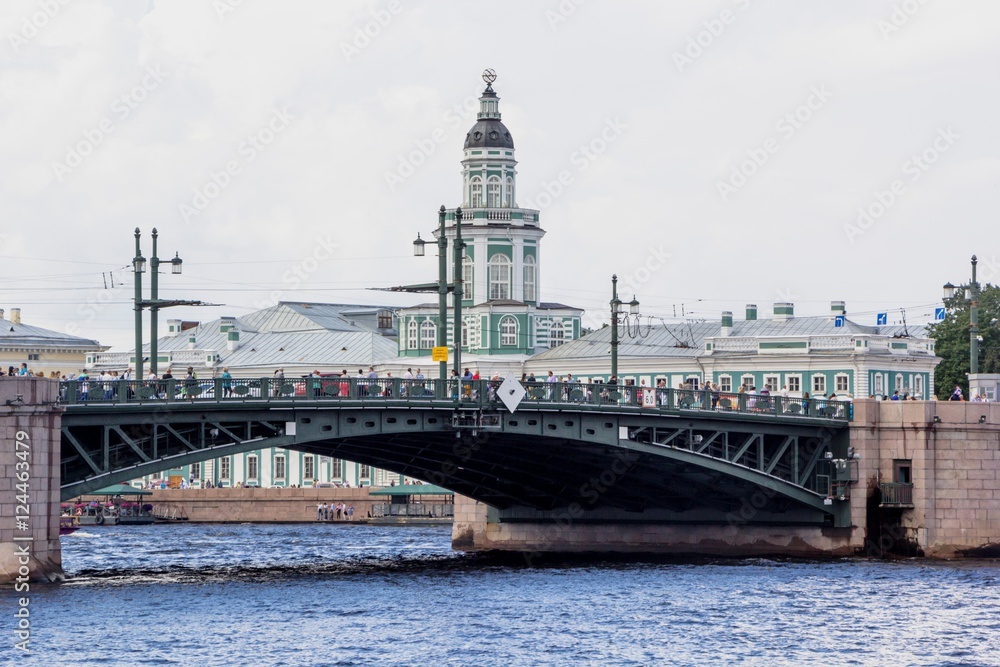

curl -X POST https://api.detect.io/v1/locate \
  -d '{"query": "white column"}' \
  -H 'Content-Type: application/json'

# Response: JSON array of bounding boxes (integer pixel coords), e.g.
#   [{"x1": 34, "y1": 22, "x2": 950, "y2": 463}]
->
[{"x1": 512, "y1": 237, "x2": 524, "y2": 302}]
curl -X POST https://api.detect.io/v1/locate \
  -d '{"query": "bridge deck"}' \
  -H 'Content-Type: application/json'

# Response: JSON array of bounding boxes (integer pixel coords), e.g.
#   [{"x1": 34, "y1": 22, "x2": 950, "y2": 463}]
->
[{"x1": 60, "y1": 377, "x2": 852, "y2": 423}]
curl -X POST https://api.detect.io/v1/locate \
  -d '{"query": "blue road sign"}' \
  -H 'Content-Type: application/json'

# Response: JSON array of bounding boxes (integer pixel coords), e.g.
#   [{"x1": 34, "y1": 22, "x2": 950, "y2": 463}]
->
[
  {"x1": 834, "y1": 315, "x2": 845, "y2": 327},
  {"x1": 935, "y1": 307, "x2": 945, "y2": 321},
  {"x1": 877, "y1": 313, "x2": 888, "y2": 325}
]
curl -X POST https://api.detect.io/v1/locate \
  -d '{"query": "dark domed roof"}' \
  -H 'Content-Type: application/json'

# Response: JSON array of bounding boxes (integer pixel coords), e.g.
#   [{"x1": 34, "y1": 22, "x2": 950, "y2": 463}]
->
[{"x1": 464, "y1": 119, "x2": 514, "y2": 150}]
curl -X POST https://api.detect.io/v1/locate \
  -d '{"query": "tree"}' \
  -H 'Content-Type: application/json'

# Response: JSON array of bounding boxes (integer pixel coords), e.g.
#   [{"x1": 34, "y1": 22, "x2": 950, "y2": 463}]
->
[{"x1": 927, "y1": 283, "x2": 1000, "y2": 398}]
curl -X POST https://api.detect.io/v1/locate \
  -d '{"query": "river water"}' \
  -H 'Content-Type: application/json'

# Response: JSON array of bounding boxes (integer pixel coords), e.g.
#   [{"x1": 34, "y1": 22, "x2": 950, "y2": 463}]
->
[{"x1": 5, "y1": 523, "x2": 999, "y2": 666}]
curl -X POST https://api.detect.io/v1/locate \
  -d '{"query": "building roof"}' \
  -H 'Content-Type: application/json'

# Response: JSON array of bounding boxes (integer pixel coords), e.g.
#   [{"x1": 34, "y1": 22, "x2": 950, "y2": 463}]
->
[
  {"x1": 530, "y1": 315, "x2": 933, "y2": 363},
  {"x1": 0, "y1": 317, "x2": 103, "y2": 350},
  {"x1": 144, "y1": 303, "x2": 398, "y2": 370}
]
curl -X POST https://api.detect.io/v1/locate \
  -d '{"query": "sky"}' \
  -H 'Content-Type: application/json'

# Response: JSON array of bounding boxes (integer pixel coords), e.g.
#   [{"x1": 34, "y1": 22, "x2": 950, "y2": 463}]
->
[{"x1": 1, "y1": 0, "x2": 998, "y2": 351}]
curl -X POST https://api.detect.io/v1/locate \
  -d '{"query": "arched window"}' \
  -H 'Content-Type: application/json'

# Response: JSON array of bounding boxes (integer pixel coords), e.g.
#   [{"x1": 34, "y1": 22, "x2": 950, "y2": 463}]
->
[
  {"x1": 462, "y1": 254, "x2": 473, "y2": 301},
  {"x1": 470, "y1": 177, "x2": 483, "y2": 208},
  {"x1": 419, "y1": 321, "x2": 435, "y2": 349},
  {"x1": 488, "y1": 254, "x2": 511, "y2": 300},
  {"x1": 523, "y1": 255, "x2": 536, "y2": 302},
  {"x1": 505, "y1": 177, "x2": 514, "y2": 207},
  {"x1": 487, "y1": 176, "x2": 501, "y2": 208},
  {"x1": 407, "y1": 320, "x2": 418, "y2": 350},
  {"x1": 549, "y1": 321, "x2": 564, "y2": 348},
  {"x1": 461, "y1": 317, "x2": 478, "y2": 349},
  {"x1": 500, "y1": 316, "x2": 517, "y2": 347}
]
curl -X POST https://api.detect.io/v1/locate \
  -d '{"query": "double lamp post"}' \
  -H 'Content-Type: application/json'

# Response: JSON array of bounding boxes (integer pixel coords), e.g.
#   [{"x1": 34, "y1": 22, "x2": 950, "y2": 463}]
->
[{"x1": 132, "y1": 228, "x2": 202, "y2": 377}]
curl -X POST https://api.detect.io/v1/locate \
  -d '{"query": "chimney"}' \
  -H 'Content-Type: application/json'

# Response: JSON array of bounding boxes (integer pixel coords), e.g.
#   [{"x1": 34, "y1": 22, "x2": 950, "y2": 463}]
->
[
  {"x1": 187, "y1": 333, "x2": 196, "y2": 350},
  {"x1": 227, "y1": 329, "x2": 240, "y2": 352},
  {"x1": 774, "y1": 302, "x2": 794, "y2": 320},
  {"x1": 721, "y1": 311, "x2": 733, "y2": 337},
  {"x1": 0, "y1": 309, "x2": 5, "y2": 320},
  {"x1": 831, "y1": 301, "x2": 846, "y2": 317},
  {"x1": 745, "y1": 304, "x2": 757, "y2": 321},
  {"x1": 166, "y1": 319, "x2": 182, "y2": 337},
  {"x1": 10, "y1": 308, "x2": 21, "y2": 324},
  {"x1": 220, "y1": 316, "x2": 236, "y2": 334}
]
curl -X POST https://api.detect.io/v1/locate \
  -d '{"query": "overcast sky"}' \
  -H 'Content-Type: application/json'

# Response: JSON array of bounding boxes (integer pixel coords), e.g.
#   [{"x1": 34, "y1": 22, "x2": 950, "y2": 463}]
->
[{"x1": 1, "y1": 0, "x2": 997, "y2": 350}]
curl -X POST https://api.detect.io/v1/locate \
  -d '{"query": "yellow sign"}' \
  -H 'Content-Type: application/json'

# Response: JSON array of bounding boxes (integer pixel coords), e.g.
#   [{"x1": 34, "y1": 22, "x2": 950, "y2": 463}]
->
[{"x1": 431, "y1": 346, "x2": 449, "y2": 362}]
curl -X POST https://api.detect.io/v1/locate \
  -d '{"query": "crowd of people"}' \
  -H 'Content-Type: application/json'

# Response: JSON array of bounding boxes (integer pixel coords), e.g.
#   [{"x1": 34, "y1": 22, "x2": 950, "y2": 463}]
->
[{"x1": 316, "y1": 502, "x2": 354, "y2": 521}]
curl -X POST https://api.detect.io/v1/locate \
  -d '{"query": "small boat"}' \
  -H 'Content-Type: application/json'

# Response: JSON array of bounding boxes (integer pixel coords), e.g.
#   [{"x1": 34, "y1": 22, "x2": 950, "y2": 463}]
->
[{"x1": 59, "y1": 515, "x2": 80, "y2": 536}]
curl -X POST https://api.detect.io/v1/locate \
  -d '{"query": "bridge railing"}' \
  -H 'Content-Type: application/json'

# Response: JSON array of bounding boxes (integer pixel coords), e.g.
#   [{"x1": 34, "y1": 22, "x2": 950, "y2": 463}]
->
[{"x1": 59, "y1": 377, "x2": 852, "y2": 421}]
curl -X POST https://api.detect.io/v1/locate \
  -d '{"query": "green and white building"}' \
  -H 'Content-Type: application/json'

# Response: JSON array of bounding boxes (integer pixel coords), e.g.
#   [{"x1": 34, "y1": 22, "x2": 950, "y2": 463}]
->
[
  {"x1": 396, "y1": 78, "x2": 583, "y2": 374},
  {"x1": 526, "y1": 301, "x2": 940, "y2": 399}
]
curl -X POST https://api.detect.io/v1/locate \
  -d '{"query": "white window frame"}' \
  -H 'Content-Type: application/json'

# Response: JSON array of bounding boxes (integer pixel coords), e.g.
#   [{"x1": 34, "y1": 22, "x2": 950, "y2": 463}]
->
[
  {"x1": 718, "y1": 375, "x2": 732, "y2": 392},
  {"x1": 487, "y1": 176, "x2": 502, "y2": 208},
  {"x1": 247, "y1": 455, "x2": 259, "y2": 481},
  {"x1": 895, "y1": 373, "x2": 904, "y2": 392},
  {"x1": 500, "y1": 315, "x2": 518, "y2": 347},
  {"x1": 470, "y1": 177, "x2": 483, "y2": 207},
  {"x1": 220, "y1": 456, "x2": 231, "y2": 481},
  {"x1": 331, "y1": 458, "x2": 343, "y2": 480},
  {"x1": 407, "y1": 320, "x2": 418, "y2": 350},
  {"x1": 835, "y1": 373, "x2": 850, "y2": 393},
  {"x1": 686, "y1": 376, "x2": 700, "y2": 390},
  {"x1": 874, "y1": 373, "x2": 884, "y2": 396},
  {"x1": 274, "y1": 455, "x2": 286, "y2": 481},
  {"x1": 303, "y1": 455, "x2": 314, "y2": 480},
  {"x1": 359, "y1": 464, "x2": 371, "y2": 480},
  {"x1": 190, "y1": 462, "x2": 201, "y2": 480},
  {"x1": 488, "y1": 254, "x2": 511, "y2": 301},
  {"x1": 462, "y1": 255, "x2": 474, "y2": 301},
  {"x1": 741, "y1": 375, "x2": 755, "y2": 390},
  {"x1": 786, "y1": 375, "x2": 801, "y2": 394},
  {"x1": 913, "y1": 375, "x2": 924, "y2": 399},
  {"x1": 505, "y1": 177, "x2": 514, "y2": 207},
  {"x1": 419, "y1": 320, "x2": 435, "y2": 349},
  {"x1": 812, "y1": 374, "x2": 826, "y2": 394},
  {"x1": 523, "y1": 255, "x2": 536, "y2": 302},
  {"x1": 764, "y1": 375, "x2": 780, "y2": 393},
  {"x1": 549, "y1": 320, "x2": 565, "y2": 348}
]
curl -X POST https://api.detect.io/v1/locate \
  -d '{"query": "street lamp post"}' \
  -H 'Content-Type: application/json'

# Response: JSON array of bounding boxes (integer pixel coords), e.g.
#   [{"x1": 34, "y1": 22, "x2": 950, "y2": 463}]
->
[
  {"x1": 436, "y1": 206, "x2": 449, "y2": 381},
  {"x1": 133, "y1": 229, "x2": 146, "y2": 374},
  {"x1": 610, "y1": 274, "x2": 621, "y2": 380},
  {"x1": 452, "y1": 207, "x2": 464, "y2": 379},
  {"x1": 942, "y1": 254, "x2": 980, "y2": 376},
  {"x1": 132, "y1": 228, "x2": 200, "y2": 377}
]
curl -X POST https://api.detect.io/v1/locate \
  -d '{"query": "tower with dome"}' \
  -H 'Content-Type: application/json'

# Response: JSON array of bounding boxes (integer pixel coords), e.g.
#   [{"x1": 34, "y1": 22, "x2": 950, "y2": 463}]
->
[{"x1": 396, "y1": 71, "x2": 583, "y2": 373}]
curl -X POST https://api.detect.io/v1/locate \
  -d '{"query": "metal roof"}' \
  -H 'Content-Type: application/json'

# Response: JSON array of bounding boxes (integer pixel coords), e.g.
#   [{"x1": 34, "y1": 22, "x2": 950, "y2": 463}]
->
[
  {"x1": 146, "y1": 303, "x2": 398, "y2": 370},
  {"x1": 530, "y1": 316, "x2": 932, "y2": 362},
  {"x1": 0, "y1": 317, "x2": 103, "y2": 350}
]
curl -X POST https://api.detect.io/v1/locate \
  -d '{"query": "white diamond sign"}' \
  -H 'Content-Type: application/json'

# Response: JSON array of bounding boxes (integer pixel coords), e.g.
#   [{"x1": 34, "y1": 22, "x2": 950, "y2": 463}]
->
[{"x1": 497, "y1": 372, "x2": 526, "y2": 413}]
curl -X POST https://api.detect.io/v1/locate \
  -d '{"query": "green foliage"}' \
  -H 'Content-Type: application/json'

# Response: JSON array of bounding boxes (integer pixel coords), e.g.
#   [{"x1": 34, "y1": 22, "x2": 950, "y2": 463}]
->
[{"x1": 927, "y1": 283, "x2": 1000, "y2": 398}]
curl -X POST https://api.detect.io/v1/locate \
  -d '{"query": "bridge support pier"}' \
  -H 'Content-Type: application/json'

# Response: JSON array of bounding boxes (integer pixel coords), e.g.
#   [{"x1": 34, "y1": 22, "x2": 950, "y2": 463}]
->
[
  {"x1": 0, "y1": 379, "x2": 63, "y2": 583},
  {"x1": 453, "y1": 496, "x2": 864, "y2": 558}
]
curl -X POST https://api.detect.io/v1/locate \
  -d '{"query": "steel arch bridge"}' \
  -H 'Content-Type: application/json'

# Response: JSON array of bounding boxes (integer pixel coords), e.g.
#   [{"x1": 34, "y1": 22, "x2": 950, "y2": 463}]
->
[{"x1": 59, "y1": 378, "x2": 854, "y2": 526}]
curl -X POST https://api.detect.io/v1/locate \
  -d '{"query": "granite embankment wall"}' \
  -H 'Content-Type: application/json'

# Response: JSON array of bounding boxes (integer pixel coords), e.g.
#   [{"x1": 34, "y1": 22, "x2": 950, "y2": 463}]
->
[
  {"x1": 147, "y1": 488, "x2": 451, "y2": 522},
  {"x1": 0, "y1": 379, "x2": 63, "y2": 583},
  {"x1": 850, "y1": 399, "x2": 1000, "y2": 557}
]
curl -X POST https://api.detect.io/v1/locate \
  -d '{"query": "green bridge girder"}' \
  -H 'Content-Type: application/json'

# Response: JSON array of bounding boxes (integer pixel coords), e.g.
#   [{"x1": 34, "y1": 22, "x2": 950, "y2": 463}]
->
[{"x1": 60, "y1": 391, "x2": 853, "y2": 526}]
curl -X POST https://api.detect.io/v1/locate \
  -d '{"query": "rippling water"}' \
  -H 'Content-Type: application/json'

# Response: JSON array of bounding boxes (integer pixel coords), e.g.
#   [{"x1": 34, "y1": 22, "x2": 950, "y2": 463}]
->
[{"x1": 6, "y1": 523, "x2": 999, "y2": 666}]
